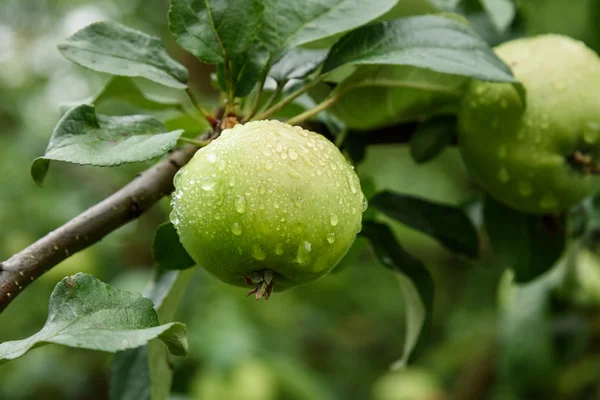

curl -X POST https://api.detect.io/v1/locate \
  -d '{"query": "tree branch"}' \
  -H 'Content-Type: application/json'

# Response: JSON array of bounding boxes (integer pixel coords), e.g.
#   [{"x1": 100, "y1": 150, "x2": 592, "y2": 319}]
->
[{"x1": 0, "y1": 139, "x2": 205, "y2": 313}]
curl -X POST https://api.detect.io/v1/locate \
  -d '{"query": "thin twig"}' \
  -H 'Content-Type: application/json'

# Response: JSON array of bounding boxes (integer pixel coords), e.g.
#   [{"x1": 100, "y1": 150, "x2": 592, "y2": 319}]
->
[
  {"x1": 0, "y1": 133, "x2": 210, "y2": 313},
  {"x1": 223, "y1": 57, "x2": 236, "y2": 115},
  {"x1": 185, "y1": 88, "x2": 217, "y2": 127},
  {"x1": 244, "y1": 56, "x2": 274, "y2": 121},
  {"x1": 178, "y1": 136, "x2": 212, "y2": 147},
  {"x1": 286, "y1": 95, "x2": 340, "y2": 126},
  {"x1": 252, "y1": 76, "x2": 326, "y2": 121},
  {"x1": 252, "y1": 84, "x2": 283, "y2": 121}
]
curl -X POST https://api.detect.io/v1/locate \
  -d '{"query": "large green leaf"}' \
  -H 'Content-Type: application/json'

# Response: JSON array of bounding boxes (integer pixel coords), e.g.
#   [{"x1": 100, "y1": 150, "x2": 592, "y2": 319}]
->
[
  {"x1": 0, "y1": 273, "x2": 187, "y2": 365},
  {"x1": 111, "y1": 269, "x2": 195, "y2": 400},
  {"x1": 322, "y1": 15, "x2": 517, "y2": 84},
  {"x1": 409, "y1": 115, "x2": 456, "y2": 164},
  {"x1": 31, "y1": 105, "x2": 183, "y2": 186},
  {"x1": 480, "y1": 0, "x2": 516, "y2": 32},
  {"x1": 93, "y1": 77, "x2": 182, "y2": 111},
  {"x1": 268, "y1": 48, "x2": 328, "y2": 83},
  {"x1": 58, "y1": 21, "x2": 188, "y2": 89},
  {"x1": 168, "y1": 0, "x2": 264, "y2": 64},
  {"x1": 110, "y1": 346, "x2": 152, "y2": 400},
  {"x1": 258, "y1": 0, "x2": 397, "y2": 53},
  {"x1": 497, "y1": 248, "x2": 570, "y2": 397},
  {"x1": 377, "y1": 0, "x2": 440, "y2": 20},
  {"x1": 330, "y1": 65, "x2": 467, "y2": 130},
  {"x1": 484, "y1": 196, "x2": 566, "y2": 283},
  {"x1": 360, "y1": 221, "x2": 434, "y2": 367},
  {"x1": 152, "y1": 222, "x2": 196, "y2": 271},
  {"x1": 216, "y1": 44, "x2": 270, "y2": 97},
  {"x1": 370, "y1": 191, "x2": 479, "y2": 257},
  {"x1": 60, "y1": 77, "x2": 183, "y2": 116}
]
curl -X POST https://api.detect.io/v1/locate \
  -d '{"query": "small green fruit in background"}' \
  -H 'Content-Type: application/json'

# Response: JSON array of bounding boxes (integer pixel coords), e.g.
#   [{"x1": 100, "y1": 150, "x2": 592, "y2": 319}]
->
[
  {"x1": 171, "y1": 120, "x2": 365, "y2": 299},
  {"x1": 458, "y1": 34, "x2": 600, "y2": 214}
]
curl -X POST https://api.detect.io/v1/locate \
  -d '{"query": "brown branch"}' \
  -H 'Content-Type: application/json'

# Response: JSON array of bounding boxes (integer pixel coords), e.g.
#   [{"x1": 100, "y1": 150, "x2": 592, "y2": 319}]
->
[{"x1": 0, "y1": 140, "x2": 205, "y2": 313}]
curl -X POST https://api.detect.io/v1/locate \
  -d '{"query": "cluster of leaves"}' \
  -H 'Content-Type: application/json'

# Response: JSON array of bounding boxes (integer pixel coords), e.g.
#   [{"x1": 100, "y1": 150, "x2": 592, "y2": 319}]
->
[{"x1": 10, "y1": 0, "x2": 597, "y2": 398}]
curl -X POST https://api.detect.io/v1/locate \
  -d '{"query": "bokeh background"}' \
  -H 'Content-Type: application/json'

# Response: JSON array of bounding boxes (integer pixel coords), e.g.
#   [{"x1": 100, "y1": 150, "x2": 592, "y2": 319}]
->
[{"x1": 1, "y1": 0, "x2": 600, "y2": 399}]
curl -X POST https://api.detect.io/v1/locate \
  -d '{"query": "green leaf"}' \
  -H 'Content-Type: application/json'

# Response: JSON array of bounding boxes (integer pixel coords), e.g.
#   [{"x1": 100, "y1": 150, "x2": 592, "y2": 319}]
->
[
  {"x1": 370, "y1": 191, "x2": 479, "y2": 257},
  {"x1": 360, "y1": 221, "x2": 434, "y2": 367},
  {"x1": 480, "y1": 0, "x2": 516, "y2": 33},
  {"x1": 498, "y1": 270, "x2": 556, "y2": 396},
  {"x1": 409, "y1": 115, "x2": 456, "y2": 163},
  {"x1": 94, "y1": 77, "x2": 182, "y2": 111},
  {"x1": 330, "y1": 65, "x2": 468, "y2": 130},
  {"x1": 216, "y1": 44, "x2": 270, "y2": 97},
  {"x1": 110, "y1": 346, "x2": 152, "y2": 400},
  {"x1": 168, "y1": 0, "x2": 264, "y2": 64},
  {"x1": 111, "y1": 269, "x2": 195, "y2": 400},
  {"x1": 497, "y1": 247, "x2": 570, "y2": 397},
  {"x1": 342, "y1": 132, "x2": 368, "y2": 164},
  {"x1": 322, "y1": 15, "x2": 518, "y2": 84},
  {"x1": 152, "y1": 222, "x2": 195, "y2": 270},
  {"x1": 61, "y1": 77, "x2": 184, "y2": 116},
  {"x1": 0, "y1": 273, "x2": 187, "y2": 365},
  {"x1": 31, "y1": 105, "x2": 183, "y2": 186},
  {"x1": 268, "y1": 48, "x2": 328, "y2": 83},
  {"x1": 58, "y1": 21, "x2": 188, "y2": 89},
  {"x1": 376, "y1": 0, "x2": 441, "y2": 21},
  {"x1": 483, "y1": 196, "x2": 566, "y2": 283},
  {"x1": 258, "y1": 0, "x2": 397, "y2": 53},
  {"x1": 159, "y1": 109, "x2": 211, "y2": 134}
]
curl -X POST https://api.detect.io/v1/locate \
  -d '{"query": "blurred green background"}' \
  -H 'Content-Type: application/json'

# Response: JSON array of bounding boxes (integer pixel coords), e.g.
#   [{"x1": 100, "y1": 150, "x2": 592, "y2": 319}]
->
[{"x1": 1, "y1": 0, "x2": 600, "y2": 399}]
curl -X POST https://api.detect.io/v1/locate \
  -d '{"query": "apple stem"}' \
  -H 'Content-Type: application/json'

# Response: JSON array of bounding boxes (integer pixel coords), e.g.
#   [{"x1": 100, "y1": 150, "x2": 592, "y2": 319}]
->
[
  {"x1": 243, "y1": 269, "x2": 274, "y2": 300},
  {"x1": 568, "y1": 150, "x2": 600, "y2": 175}
]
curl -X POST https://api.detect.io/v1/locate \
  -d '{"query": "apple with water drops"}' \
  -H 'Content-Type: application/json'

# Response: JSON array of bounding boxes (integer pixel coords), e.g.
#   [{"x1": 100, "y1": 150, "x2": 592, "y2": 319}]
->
[
  {"x1": 170, "y1": 120, "x2": 366, "y2": 299},
  {"x1": 458, "y1": 34, "x2": 600, "y2": 214}
]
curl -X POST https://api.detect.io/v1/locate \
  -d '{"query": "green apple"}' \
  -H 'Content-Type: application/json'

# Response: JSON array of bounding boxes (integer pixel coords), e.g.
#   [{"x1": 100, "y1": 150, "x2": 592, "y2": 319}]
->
[
  {"x1": 170, "y1": 120, "x2": 365, "y2": 298},
  {"x1": 458, "y1": 34, "x2": 600, "y2": 213}
]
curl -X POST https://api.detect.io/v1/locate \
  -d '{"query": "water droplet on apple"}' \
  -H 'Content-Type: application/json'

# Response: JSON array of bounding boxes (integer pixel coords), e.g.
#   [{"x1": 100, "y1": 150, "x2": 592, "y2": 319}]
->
[
  {"x1": 498, "y1": 145, "x2": 508, "y2": 159},
  {"x1": 296, "y1": 241, "x2": 312, "y2": 264},
  {"x1": 230, "y1": 222, "x2": 242, "y2": 236},
  {"x1": 326, "y1": 233, "x2": 336, "y2": 244},
  {"x1": 583, "y1": 121, "x2": 600, "y2": 144},
  {"x1": 330, "y1": 213, "x2": 339, "y2": 226},
  {"x1": 519, "y1": 181, "x2": 533, "y2": 197},
  {"x1": 275, "y1": 243, "x2": 284, "y2": 255},
  {"x1": 539, "y1": 194, "x2": 558, "y2": 210},
  {"x1": 201, "y1": 178, "x2": 217, "y2": 191},
  {"x1": 498, "y1": 167, "x2": 511, "y2": 183},
  {"x1": 252, "y1": 245, "x2": 266, "y2": 260},
  {"x1": 235, "y1": 196, "x2": 246, "y2": 214}
]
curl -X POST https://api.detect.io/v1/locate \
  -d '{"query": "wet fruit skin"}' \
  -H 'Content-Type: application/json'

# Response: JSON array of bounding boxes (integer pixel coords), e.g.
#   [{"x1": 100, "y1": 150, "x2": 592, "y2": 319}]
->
[
  {"x1": 458, "y1": 34, "x2": 600, "y2": 214},
  {"x1": 170, "y1": 120, "x2": 364, "y2": 294}
]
